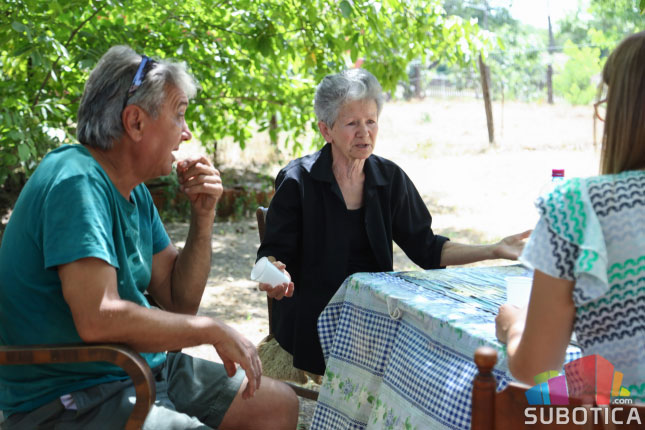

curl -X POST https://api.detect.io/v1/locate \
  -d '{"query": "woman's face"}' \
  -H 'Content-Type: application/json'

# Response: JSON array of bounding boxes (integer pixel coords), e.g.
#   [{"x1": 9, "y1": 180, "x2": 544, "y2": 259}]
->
[{"x1": 320, "y1": 99, "x2": 379, "y2": 163}]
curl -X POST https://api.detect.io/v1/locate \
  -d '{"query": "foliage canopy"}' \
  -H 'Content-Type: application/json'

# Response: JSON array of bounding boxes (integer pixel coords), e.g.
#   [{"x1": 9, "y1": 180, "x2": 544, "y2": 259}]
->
[{"x1": 0, "y1": 0, "x2": 485, "y2": 184}]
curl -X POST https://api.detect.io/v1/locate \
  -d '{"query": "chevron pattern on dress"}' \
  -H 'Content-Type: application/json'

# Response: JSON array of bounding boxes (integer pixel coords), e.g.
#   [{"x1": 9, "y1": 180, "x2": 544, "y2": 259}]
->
[
  {"x1": 588, "y1": 172, "x2": 645, "y2": 217},
  {"x1": 546, "y1": 225, "x2": 579, "y2": 279},
  {"x1": 537, "y1": 178, "x2": 587, "y2": 245}
]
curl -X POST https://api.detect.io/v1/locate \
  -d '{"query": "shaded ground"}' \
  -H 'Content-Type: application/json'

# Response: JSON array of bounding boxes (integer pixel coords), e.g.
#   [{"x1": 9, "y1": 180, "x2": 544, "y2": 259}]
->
[
  {"x1": 166, "y1": 217, "x2": 421, "y2": 429},
  {"x1": 166, "y1": 219, "x2": 319, "y2": 428}
]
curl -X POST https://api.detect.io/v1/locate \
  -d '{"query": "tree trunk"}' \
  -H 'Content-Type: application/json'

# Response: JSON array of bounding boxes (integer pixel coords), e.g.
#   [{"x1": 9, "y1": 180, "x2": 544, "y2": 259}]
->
[
  {"x1": 411, "y1": 63, "x2": 422, "y2": 99},
  {"x1": 270, "y1": 114, "x2": 278, "y2": 146},
  {"x1": 478, "y1": 54, "x2": 495, "y2": 146},
  {"x1": 547, "y1": 15, "x2": 555, "y2": 104},
  {"x1": 547, "y1": 64, "x2": 554, "y2": 104}
]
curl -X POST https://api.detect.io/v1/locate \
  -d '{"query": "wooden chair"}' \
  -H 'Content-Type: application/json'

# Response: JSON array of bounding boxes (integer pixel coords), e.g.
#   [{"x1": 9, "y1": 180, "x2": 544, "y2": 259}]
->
[
  {"x1": 472, "y1": 346, "x2": 645, "y2": 429},
  {"x1": 0, "y1": 343, "x2": 155, "y2": 430},
  {"x1": 255, "y1": 206, "x2": 319, "y2": 401}
]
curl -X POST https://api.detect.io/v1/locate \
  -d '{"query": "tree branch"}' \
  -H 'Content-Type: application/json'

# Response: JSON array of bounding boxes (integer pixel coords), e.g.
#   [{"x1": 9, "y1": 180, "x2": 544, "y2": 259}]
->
[
  {"x1": 202, "y1": 95, "x2": 286, "y2": 106},
  {"x1": 32, "y1": 3, "x2": 106, "y2": 107}
]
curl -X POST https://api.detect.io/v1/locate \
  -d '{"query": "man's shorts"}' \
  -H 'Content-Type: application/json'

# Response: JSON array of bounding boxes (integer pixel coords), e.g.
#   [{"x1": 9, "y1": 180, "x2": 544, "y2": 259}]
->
[{"x1": 1, "y1": 352, "x2": 245, "y2": 430}]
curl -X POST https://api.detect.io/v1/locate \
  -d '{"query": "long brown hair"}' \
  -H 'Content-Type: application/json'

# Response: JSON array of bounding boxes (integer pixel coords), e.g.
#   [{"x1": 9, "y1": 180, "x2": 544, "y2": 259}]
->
[{"x1": 599, "y1": 31, "x2": 645, "y2": 175}]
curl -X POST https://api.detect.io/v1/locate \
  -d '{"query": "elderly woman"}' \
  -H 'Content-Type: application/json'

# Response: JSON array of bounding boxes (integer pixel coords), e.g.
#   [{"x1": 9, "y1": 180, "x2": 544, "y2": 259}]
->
[
  {"x1": 496, "y1": 31, "x2": 645, "y2": 399},
  {"x1": 257, "y1": 68, "x2": 528, "y2": 375}
]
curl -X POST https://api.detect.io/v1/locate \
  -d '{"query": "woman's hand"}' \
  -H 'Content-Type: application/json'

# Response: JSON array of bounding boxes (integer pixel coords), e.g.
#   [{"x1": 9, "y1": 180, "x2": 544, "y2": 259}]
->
[
  {"x1": 492, "y1": 229, "x2": 532, "y2": 260},
  {"x1": 258, "y1": 261, "x2": 294, "y2": 300},
  {"x1": 495, "y1": 303, "x2": 527, "y2": 344},
  {"x1": 495, "y1": 271, "x2": 575, "y2": 385}
]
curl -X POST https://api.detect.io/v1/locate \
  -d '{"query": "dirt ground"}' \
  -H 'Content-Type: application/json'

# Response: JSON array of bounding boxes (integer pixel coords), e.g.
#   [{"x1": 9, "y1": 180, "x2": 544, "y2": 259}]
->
[{"x1": 167, "y1": 97, "x2": 601, "y2": 428}]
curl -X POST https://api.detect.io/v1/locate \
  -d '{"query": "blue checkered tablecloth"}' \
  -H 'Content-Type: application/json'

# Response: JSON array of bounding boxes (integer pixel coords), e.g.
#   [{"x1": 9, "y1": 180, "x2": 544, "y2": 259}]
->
[{"x1": 311, "y1": 265, "x2": 582, "y2": 430}]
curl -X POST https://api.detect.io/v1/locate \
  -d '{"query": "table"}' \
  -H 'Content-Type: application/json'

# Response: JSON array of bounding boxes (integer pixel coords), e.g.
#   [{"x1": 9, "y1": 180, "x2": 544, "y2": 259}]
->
[{"x1": 311, "y1": 265, "x2": 581, "y2": 430}]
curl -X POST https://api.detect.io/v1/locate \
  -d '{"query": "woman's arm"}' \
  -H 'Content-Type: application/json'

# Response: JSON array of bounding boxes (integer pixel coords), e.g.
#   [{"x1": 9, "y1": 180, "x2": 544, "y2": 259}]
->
[
  {"x1": 438, "y1": 230, "x2": 531, "y2": 266},
  {"x1": 496, "y1": 269, "x2": 576, "y2": 385},
  {"x1": 390, "y1": 166, "x2": 529, "y2": 268},
  {"x1": 256, "y1": 175, "x2": 301, "y2": 300}
]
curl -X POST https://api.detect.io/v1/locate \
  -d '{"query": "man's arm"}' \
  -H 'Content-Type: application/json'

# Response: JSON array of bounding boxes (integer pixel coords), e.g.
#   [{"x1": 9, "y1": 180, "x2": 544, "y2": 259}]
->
[
  {"x1": 147, "y1": 156, "x2": 222, "y2": 314},
  {"x1": 59, "y1": 257, "x2": 262, "y2": 399},
  {"x1": 438, "y1": 230, "x2": 531, "y2": 266}
]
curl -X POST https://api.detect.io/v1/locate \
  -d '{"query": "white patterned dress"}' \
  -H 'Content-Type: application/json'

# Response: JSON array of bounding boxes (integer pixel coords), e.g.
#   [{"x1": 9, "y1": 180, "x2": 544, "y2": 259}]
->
[{"x1": 520, "y1": 170, "x2": 645, "y2": 400}]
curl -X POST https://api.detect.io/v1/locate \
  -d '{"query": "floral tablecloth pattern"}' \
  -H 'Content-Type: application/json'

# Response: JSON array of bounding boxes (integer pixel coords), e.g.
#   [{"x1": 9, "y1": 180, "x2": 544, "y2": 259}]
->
[{"x1": 312, "y1": 265, "x2": 581, "y2": 430}]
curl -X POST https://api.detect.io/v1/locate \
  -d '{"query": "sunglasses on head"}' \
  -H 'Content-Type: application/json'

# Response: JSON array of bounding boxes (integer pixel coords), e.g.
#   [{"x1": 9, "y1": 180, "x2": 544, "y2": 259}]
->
[{"x1": 123, "y1": 54, "x2": 157, "y2": 109}]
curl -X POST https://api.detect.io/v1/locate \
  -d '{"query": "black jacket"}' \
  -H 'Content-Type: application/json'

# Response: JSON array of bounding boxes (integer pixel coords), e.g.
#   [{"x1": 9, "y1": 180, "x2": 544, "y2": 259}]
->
[{"x1": 257, "y1": 143, "x2": 448, "y2": 374}]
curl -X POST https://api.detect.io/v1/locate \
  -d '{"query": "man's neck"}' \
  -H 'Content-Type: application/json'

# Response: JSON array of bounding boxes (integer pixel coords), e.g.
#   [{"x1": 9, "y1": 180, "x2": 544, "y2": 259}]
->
[{"x1": 86, "y1": 143, "x2": 140, "y2": 200}]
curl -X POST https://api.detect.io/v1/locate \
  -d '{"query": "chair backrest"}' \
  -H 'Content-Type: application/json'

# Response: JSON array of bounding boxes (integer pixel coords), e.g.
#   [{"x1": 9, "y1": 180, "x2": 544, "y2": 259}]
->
[
  {"x1": 472, "y1": 346, "x2": 645, "y2": 429},
  {"x1": 0, "y1": 343, "x2": 154, "y2": 430},
  {"x1": 256, "y1": 206, "x2": 268, "y2": 243},
  {"x1": 254, "y1": 206, "x2": 320, "y2": 400},
  {"x1": 255, "y1": 207, "x2": 273, "y2": 335}
]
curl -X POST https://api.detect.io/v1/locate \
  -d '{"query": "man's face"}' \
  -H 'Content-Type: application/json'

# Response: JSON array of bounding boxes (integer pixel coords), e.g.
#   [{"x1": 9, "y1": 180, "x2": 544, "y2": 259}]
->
[{"x1": 141, "y1": 85, "x2": 192, "y2": 178}]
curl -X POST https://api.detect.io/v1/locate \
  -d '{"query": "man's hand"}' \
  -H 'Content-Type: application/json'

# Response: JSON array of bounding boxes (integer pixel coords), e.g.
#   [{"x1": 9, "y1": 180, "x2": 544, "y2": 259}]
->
[
  {"x1": 213, "y1": 323, "x2": 263, "y2": 400},
  {"x1": 177, "y1": 156, "x2": 223, "y2": 217},
  {"x1": 492, "y1": 229, "x2": 532, "y2": 260},
  {"x1": 258, "y1": 261, "x2": 294, "y2": 300}
]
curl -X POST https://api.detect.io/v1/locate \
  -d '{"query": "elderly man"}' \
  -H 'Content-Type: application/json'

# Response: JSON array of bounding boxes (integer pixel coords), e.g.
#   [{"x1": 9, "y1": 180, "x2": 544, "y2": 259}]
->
[{"x1": 0, "y1": 46, "x2": 298, "y2": 429}]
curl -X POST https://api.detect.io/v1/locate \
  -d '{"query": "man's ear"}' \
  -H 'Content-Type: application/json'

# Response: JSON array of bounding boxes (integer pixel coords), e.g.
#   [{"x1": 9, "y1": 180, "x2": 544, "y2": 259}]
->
[
  {"x1": 318, "y1": 121, "x2": 332, "y2": 143},
  {"x1": 122, "y1": 105, "x2": 146, "y2": 142}
]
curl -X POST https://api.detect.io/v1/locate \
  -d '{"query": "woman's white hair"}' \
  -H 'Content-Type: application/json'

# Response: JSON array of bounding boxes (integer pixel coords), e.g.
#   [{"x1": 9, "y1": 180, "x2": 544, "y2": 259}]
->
[
  {"x1": 76, "y1": 45, "x2": 198, "y2": 150},
  {"x1": 314, "y1": 68, "x2": 384, "y2": 128}
]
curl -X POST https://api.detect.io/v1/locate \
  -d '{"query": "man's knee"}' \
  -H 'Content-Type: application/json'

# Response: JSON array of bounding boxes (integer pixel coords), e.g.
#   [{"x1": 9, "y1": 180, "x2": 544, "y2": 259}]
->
[
  {"x1": 221, "y1": 376, "x2": 299, "y2": 430},
  {"x1": 269, "y1": 378, "x2": 300, "y2": 425}
]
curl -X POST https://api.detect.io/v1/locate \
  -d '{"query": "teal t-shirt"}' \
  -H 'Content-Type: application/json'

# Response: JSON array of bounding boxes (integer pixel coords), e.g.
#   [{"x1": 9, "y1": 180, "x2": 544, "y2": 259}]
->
[{"x1": 0, "y1": 144, "x2": 170, "y2": 416}]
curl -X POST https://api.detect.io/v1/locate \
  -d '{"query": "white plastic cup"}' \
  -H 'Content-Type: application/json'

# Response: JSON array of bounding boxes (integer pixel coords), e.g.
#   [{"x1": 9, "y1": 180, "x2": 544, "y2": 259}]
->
[
  {"x1": 505, "y1": 276, "x2": 533, "y2": 307},
  {"x1": 250, "y1": 257, "x2": 289, "y2": 287}
]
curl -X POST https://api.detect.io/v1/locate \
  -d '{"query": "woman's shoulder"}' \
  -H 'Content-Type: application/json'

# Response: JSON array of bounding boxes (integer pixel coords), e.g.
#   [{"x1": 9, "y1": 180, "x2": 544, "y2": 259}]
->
[
  {"x1": 535, "y1": 170, "x2": 645, "y2": 246},
  {"x1": 365, "y1": 153, "x2": 410, "y2": 185},
  {"x1": 584, "y1": 170, "x2": 645, "y2": 201},
  {"x1": 274, "y1": 145, "x2": 330, "y2": 188},
  {"x1": 368, "y1": 153, "x2": 401, "y2": 169},
  {"x1": 542, "y1": 171, "x2": 645, "y2": 213},
  {"x1": 540, "y1": 171, "x2": 642, "y2": 203},
  {"x1": 278, "y1": 151, "x2": 321, "y2": 177}
]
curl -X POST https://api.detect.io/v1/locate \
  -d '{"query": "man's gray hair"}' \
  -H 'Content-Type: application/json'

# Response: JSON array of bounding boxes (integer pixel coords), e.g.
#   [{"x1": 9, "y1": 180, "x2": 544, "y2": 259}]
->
[
  {"x1": 314, "y1": 68, "x2": 384, "y2": 128},
  {"x1": 77, "y1": 45, "x2": 198, "y2": 150}
]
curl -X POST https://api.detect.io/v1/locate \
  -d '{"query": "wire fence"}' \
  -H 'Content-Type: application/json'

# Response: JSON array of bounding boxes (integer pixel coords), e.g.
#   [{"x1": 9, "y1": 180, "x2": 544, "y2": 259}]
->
[{"x1": 395, "y1": 49, "x2": 599, "y2": 105}]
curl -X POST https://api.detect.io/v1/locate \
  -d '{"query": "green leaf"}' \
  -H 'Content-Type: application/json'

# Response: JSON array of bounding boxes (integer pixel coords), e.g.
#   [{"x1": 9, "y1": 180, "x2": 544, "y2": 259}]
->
[
  {"x1": 11, "y1": 22, "x2": 27, "y2": 33},
  {"x1": 5, "y1": 154, "x2": 19, "y2": 166},
  {"x1": 641, "y1": 0, "x2": 645, "y2": 14},
  {"x1": 12, "y1": 43, "x2": 33, "y2": 57},
  {"x1": 18, "y1": 144, "x2": 31, "y2": 162},
  {"x1": 350, "y1": 45, "x2": 358, "y2": 63},
  {"x1": 257, "y1": 35, "x2": 272, "y2": 57},
  {"x1": 339, "y1": 1, "x2": 352, "y2": 18}
]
